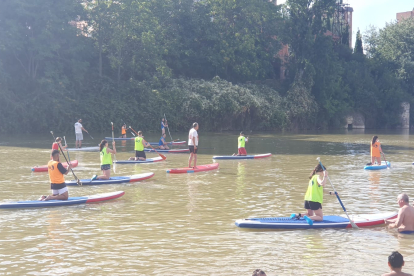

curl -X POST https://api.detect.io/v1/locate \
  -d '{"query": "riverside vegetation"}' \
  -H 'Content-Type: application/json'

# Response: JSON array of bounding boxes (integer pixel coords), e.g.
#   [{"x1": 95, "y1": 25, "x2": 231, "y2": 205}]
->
[{"x1": 0, "y1": 0, "x2": 413, "y2": 133}]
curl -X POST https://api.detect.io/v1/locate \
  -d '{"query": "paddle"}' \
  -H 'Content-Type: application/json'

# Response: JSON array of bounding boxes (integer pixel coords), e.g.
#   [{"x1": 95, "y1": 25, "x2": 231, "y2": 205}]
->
[
  {"x1": 381, "y1": 152, "x2": 389, "y2": 168},
  {"x1": 316, "y1": 157, "x2": 358, "y2": 229},
  {"x1": 111, "y1": 122, "x2": 117, "y2": 173},
  {"x1": 129, "y1": 128, "x2": 167, "y2": 160},
  {"x1": 87, "y1": 132, "x2": 94, "y2": 140},
  {"x1": 164, "y1": 113, "x2": 174, "y2": 142},
  {"x1": 50, "y1": 131, "x2": 82, "y2": 186},
  {"x1": 63, "y1": 136, "x2": 71, "y2": 164}
]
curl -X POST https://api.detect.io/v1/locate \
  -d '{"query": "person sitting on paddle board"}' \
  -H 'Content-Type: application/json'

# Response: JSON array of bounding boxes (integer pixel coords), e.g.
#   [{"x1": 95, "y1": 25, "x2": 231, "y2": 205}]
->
[
  {"x1": 370, "y1": 135, "x2": 383, "y2": 165},
  {"x1": 158, "y1": 133, "x2": 170, "y2": 150},
  {"x1": 233, "y1": 132, "x2": 249, "y2": 156},
  {"x1": 129, "y1": 131, "x2": 149, "y2": 161},
  {"x1": 161, "y1": 118, "x2": 168, "y2": 135},
  {"x1": 40, "y1": 149, "x2": 71, "y2": 201},
  {"x1": 385, "y1": 193, "x2": 414, "y2": 234},
  {"x1": 120, "y1": 124, "x2": 127, "y2": 138},
  {"x1": 188, "y1": 122, "x2": 199, "y2": 168},
  {"x1": 291, "y1": 164, "x2": 334, "y2": 224},
  {"x1": 52, "y1": 137, "x2": 67, "y2": 153},
  {"x1": 382, "y1": 251, "x2": 412, "y2": 276},
  {"x1": 91, "y1": 139, "x2": 116, "y2": 180}
]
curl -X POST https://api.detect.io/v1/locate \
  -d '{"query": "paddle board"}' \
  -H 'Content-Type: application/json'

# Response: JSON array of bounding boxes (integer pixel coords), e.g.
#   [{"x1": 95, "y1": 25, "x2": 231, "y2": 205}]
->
[
  {"x1": 114, "y1": 157, "x2": 165, "y2": 164},
  {"x1": 213, "y1": 153, "x2": 272, "y2": 160},
  {"x1": 66, "y1": 172, "x2": 154, "y2": 186},
  {"x1": 235, "y1": 212, "x2": 397, "y2": 229},
  {"x1": 104, "y1": 137, "x2": 134, "y2": 141},
  {"x1": 0, "y1": 191, "x2": 125, "y2": 209},
  {"x1": 67, "y1": 146, "x2": 99, "y2": 152},
  {"x1": 167, "y1": 163, "x2": 219, "y2": 173},
  {"x1": 364, "y1": 161, "x2": 390, "y2": 170},
  {"x1": 144, "y1": 148, "x2": 189, "y2": 153},
  {"x1": 148, "y1": 140, "x2": 186, "y2": 145},
  {"x1": 32, "y1": 160, "x2": 79, "y2": 172}
]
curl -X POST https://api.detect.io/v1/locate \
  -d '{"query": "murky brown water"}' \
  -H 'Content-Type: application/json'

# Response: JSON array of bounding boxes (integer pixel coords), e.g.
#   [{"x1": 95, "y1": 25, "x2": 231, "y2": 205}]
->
[{"x1": 0, "y1": 130, "x2": 413, "y2": 275}]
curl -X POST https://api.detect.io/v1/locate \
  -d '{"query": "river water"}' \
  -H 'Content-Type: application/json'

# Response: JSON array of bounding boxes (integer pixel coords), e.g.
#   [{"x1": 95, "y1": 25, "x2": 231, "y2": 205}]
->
[{"x1": 0, "y1": 130, "x2": 413, "y2": 275}]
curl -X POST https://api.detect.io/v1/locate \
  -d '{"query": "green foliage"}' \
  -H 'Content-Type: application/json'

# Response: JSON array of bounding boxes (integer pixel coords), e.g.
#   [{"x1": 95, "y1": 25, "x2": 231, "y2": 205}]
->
[{"x1": 354, "y1": 30, "x2": 363, "y2": 54}]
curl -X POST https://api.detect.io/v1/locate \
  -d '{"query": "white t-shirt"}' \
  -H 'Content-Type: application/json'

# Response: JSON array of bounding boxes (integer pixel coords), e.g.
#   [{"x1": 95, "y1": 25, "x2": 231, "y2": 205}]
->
[
  {"x1": 188, "y1": 128, "x2": 198, "y2": 146},
  {"x1": 74, "y1": 122, "x2": 83, "y2": 134}
]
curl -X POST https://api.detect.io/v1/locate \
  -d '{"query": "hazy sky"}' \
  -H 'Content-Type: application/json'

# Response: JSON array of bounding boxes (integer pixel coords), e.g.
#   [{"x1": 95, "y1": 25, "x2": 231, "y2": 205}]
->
[{"x1": 278, "y1": 0, "x2": 414, "y2": 36}]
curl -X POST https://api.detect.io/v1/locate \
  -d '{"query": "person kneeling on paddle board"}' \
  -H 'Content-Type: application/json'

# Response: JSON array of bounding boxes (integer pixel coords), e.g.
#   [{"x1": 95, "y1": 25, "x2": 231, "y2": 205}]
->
[
  {"x1": 291, "y1": 164, "x2": 335, "y2": 225},
  {"x1": 158, "y1": 133, "x2": 170, "y2": 150},
  {"x1": 92, "y1": 140, "x2": 116, "y2": 180},
  {"x1": 129, "y1": 131, "x2": 149, "y2": 161},
  {"x1": 40, "y1": 149, "x2": 71, "y2": 201},
  {"x1": 369, "y1": 135, "x2": 383, "y2": 165},
  {"x1": 233, "y1": 132, "x2": 248, "y2": 156},
  {"x1": 52, "y1": 137, "x2": 67, "y2": 153}
]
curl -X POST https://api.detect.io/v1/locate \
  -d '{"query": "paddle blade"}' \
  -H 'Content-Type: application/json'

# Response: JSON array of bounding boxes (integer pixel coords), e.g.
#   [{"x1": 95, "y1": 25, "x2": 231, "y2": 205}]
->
[
  {"x1": 159, "y1": 153, "x2": 167, "y2": 160},
  {"x1": 77, "y1": 179, "x2": 82, "y2": 186}
]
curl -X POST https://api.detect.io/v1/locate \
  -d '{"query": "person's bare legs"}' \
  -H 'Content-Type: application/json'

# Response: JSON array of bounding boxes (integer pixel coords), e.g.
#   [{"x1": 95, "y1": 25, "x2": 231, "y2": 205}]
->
[
  {"x1": 308, "y1": 208, "x2": 323, "y2": 221},
  {"x1": 193, "y1": 154, "x2": 197, "y2": 168},
  {"x1": 97, "y1": 169, "x2": 111, "y2": 180},
  {"x1": 189, "y1": 153, "x2": 194, "y2": 168},
  {"x1": 43, "y1": 191, "x2": 69, "y2": 201}
]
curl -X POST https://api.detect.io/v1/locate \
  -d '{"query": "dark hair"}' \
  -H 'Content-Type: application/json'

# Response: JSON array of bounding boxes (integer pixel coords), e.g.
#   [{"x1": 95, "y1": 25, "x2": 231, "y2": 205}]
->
[
  {"x1": 193, "y1": 122, "x2": 198, "y2": 128},
  {"x1": 388, "y1": 251, "x2": 404, "y2": 268},
  {"x1": 55, "y1": 137, "x2": 62, "y2": 142},
  {"x1": 99, "y1": 140, "x2": 108, "y2": 152},
  {"x1": 240, "y1": 131, "x2": 244, "y2": 135},
  {"x1": 309, "y1": 163, "x2": 326, "y2": 179},
  {"x1": 138, "y1": 131, "x2": 142, "y2": 135},
  {"x1": 371, "y1": 135, "x2": 378, "y2": 145},
  {"x1": 252, "y1": 269, "x2": 266, "y2": 276},
  {"x1": 51, "y1": 149, "x2": 60, "y2": 157}
]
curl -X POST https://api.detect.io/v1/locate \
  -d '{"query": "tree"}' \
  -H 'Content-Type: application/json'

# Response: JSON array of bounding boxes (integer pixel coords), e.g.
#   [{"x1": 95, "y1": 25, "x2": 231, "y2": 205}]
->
[{"x1": 354, "y1": 29, "x2": 363, "y2": 54}]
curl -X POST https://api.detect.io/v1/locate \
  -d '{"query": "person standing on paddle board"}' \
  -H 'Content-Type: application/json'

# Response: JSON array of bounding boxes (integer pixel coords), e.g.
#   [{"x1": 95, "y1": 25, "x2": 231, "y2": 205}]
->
[
  {"x1": 129, "y1": 131, "x2": 149, "y2": 161},
  {"x1": 158, "y1": 133, "x2": 170, "y2": 150},
  {"x1": 40, "y1": 149, "x2": 71, "y2": 201},
  {"x1": 385, "y1": 193, "x2": 414, "y2": 234},
  {"x1": 161, "y1": 118, "x2": 168, "y2": 135},
  {"x1": 233, "y1": 132, "x2": 249, "y2": 156},
  {"x1": 74, "y1": 119, "x2": 89, "y2": 149},
  {"x1": 188, "y1": 122, "x2": 199, "y2": 168},
  {"x1": 291, "y1": 164, "x2": 334, "y2": 223},
  {"x1": 91, "y1": 139, "x2": 116, "y2": 180},
  {"x1": 370, "y1": 135, "x2": 383, "y2": 165},
  {"x1": 120, "y1": 124, "x2": 127, "y2": 138}
]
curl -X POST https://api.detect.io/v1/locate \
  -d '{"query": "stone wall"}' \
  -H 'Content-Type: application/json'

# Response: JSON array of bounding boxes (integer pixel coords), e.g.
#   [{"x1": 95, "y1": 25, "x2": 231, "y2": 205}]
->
[{"x1": 344, "y1": 112, "x2": 365, "y2": 129}]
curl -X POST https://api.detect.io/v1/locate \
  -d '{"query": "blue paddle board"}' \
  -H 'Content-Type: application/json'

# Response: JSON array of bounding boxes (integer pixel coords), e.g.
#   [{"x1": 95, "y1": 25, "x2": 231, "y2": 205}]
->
[
  {"x1": 364, "y1": 161, "x2": 390, "y2": 170},
  {"x1": 66, "y1": 173, "x2": 154, "y2": 186},
  {"x1": 114, "y1": 157, "x2": 165, "y2": 164},
  {"x1": 0, "y1": 191, "x2": 125, "y2": 209},
  {"x1": 213, "y1": 153, "x2": 272, "y2": 159}
]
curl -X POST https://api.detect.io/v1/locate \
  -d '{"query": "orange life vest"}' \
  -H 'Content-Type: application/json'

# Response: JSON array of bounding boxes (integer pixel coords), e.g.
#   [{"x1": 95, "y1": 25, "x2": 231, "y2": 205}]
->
[
  {"x1": 371, "y1": 141, "x2": 381, "y2": 157},
  {"x1": 48, "y1": 160, "x2": 65, "y2": 183}
]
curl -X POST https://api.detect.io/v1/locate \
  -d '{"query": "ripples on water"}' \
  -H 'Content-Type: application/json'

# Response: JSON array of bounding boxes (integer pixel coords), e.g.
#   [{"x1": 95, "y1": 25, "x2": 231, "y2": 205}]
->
[{"x1": 0, "y1": 131, "x2": 413, "y2": 275}]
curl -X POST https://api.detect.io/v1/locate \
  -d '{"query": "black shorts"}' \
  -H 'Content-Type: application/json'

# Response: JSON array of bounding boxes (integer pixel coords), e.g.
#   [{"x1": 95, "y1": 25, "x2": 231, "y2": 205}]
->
[
  {"x1": 101, "y1": 164, "x2": 111, "y2": 171},
  {"x1": 51, "y1": 183, "x2": 67, "y2": 190},
  {"x1": 304, "y1": 200, "x2": 322, "y2": 210},
  {"x1": 189, "y1": 146, "x2": 198, "y2": 154},
  {"x1": 135, "y1": 150, "x2": 146, "y2": 158}
]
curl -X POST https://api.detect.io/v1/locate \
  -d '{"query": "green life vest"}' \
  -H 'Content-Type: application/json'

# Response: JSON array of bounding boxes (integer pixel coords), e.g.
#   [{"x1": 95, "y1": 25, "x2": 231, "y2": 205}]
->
[
  {"x1": 100, "y1": 147, "x2": 112, "y2": 165},
  {"x1": 238, "y1": 136, "x2": 245, "y2": 148},
  {"x1": 135, "y1": 137, "x2": 144, "y2": 151},
  {"x1": 304, "y1": 175, "x2": 323, "y2": 204}
]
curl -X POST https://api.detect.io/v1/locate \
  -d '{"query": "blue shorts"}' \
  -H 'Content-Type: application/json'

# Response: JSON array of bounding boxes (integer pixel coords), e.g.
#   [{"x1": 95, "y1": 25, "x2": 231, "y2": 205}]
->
[{"x1": 101, "y1": 164, "x2": 111, "y2": 171}]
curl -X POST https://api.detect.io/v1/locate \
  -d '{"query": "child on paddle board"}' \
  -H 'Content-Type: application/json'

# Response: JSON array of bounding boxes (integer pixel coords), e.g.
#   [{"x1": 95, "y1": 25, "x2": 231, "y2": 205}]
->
[
  {"x1": 158, "y1": 133, "x2": 170, "y2": 150},
  {"x1": 52, "y1": 137, "x2": 67, "y2": 152},
  {"x1": 120, "y1": 124, "x2": 127, "y2": 138},
  {"x1": 233, "y1": 132, "x2": 248, "y2": 156},
  {"x1": 91, "y1": 139, "x2": 116, "y2": 180},
  {"x1": 370, "y1": 135, "x2": 383, "y2": 165},
  {"x1": 291, "y1": 163, "x2": 334, "y2": 225},
  {"x1": 161, "y1": 118, "x2": 168, "y2": 135},
  {"x1": 129, "y1": 131, "x2": 149, "y2": 161}
]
